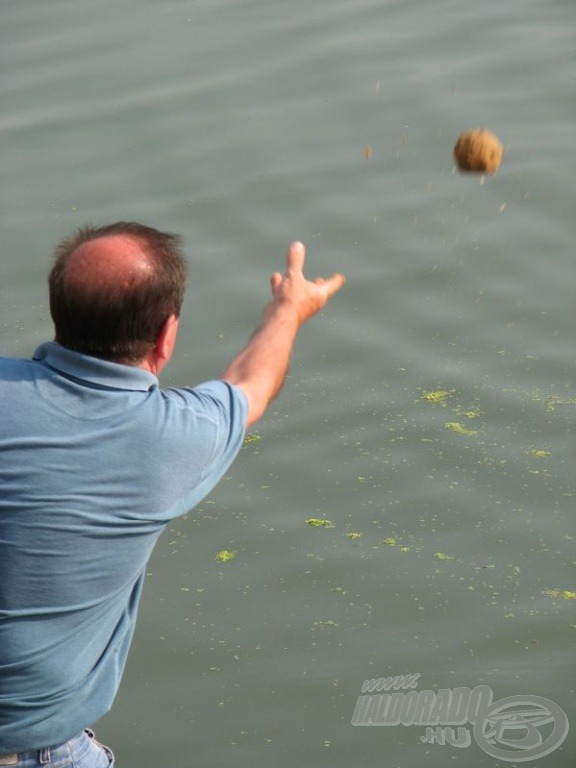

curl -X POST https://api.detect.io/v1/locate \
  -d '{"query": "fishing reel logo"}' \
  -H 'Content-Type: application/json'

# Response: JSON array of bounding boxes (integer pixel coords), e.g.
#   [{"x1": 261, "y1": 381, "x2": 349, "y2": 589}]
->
[{"x1": 351, "y1": 675, "x2": 569, "y2": 761}]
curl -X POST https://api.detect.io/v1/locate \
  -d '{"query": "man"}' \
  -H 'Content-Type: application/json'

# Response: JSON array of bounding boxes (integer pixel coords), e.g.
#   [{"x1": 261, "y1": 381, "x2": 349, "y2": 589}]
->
[{"x1": 0, "y1": 222, "x2": 344, "y2": 766}]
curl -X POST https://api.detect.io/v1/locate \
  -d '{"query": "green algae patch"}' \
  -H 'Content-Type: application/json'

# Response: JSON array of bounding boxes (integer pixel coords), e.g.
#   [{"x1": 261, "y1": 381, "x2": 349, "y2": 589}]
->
[
  {"x1": 445, "y1": 421, "x2": 476, "y2": 436},
  {"x1": 215, "y1": 549, "x2": 236, "y2": 563},
  {"x1": 381, "y1": 537, "x2": 411, "y2": 552},
  {"x1": 454, "y1": 405, "x2": 481, "y2": 419},
  {"x1": 544, "y1": 589, "x2": 576, "y2": 600},
  {"x1": 434, "y1": 552, "x2": 455, "y2": 561},
  {"x1": 346, "y1": 531, "x2": 363, "y2": 540},
  {"x1": 422, "y1": 389, "x2": 453, "y2": 406},
  {"x1": 306, "y1": 518, "x2": 334, "y2": 528},
  {"x1": 545, "y1": 395, "x2": 576, "y2": 411},
  {"x1": 530, "y1": 449, "x2": 551, "y2": 458}
]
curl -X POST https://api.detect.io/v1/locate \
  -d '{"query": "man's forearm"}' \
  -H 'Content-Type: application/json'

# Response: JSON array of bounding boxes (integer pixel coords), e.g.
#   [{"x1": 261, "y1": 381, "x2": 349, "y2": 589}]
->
[
  {"x1": 221, "y1": 241, "x2": 345, "y2": 427},
  {"x1": 222, "y1": 303, "x2": 300, "y2": 427}
]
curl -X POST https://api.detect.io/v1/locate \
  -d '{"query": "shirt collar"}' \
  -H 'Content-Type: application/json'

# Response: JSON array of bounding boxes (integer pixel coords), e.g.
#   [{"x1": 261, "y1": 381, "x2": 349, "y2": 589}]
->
[{"x1": 33, "y1": 342, "x2": 159, "y2": 392}]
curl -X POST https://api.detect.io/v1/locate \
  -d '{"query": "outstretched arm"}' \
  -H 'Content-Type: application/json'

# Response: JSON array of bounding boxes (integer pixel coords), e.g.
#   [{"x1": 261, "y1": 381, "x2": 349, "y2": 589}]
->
[{"x1": 222, "y1": 241, "x2": 345, "y2": 427}]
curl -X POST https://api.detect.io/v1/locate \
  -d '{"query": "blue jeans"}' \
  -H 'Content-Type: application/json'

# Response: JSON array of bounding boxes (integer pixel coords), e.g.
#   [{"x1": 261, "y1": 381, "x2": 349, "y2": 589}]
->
[{"x1": 0, "y1": 730, "x2": 114, "y2": 768}]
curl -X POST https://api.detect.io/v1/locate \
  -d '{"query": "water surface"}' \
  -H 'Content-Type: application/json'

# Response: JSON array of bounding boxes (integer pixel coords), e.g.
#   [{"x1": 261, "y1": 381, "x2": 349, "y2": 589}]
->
[{"x1": 1, "y1": 1, "x2": 575, "y2": 766}]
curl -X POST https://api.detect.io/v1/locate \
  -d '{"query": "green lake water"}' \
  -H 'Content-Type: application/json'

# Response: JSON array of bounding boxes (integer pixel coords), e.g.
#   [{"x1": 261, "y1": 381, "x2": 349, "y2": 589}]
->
[{"x1": 1, "y1": 1, "x2": 575, "y2": 766}]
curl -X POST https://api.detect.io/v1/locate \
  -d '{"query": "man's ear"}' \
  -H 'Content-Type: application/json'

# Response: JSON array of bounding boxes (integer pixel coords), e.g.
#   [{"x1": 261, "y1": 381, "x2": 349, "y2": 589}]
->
[{"x1": 153, "y1": 314, "x2": 180, "y2": 373}]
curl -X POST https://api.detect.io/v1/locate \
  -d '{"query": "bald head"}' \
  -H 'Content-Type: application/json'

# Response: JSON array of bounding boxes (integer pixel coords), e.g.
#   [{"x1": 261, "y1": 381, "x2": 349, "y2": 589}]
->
[
  {"x1": 64, "y1": 235, "x2": 153, "y2": 296},
  {"x1": 49, "y1": 222, "x2": 187, "y2": 363}
]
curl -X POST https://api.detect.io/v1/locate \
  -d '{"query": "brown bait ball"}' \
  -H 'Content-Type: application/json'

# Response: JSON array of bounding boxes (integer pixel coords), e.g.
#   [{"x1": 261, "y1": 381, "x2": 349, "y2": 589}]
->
[{"x1": 454, "y1": 129, "x2": 503, "y2": 174}]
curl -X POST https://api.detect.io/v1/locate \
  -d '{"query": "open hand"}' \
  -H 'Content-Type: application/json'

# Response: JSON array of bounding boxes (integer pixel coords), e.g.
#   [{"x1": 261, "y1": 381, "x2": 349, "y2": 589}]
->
[{"x1": 268, "y1": 241, "x2": 345, "y2": 325}]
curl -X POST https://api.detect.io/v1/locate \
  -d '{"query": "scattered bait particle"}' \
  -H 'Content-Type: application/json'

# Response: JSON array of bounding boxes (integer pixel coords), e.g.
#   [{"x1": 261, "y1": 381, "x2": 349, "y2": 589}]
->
[
  {"x1": 445, "y1": 422, "x2": 476, "y2": 436},
  {"x1": 434, "y1": 552, "x2": 454, "y2": 561},
  {"x1": 399, "y1": 547, "x2": 410, "y2": 553},
  {"x1": 423, "y1": 389, "x2": 453, "y2": 406},
  {"x1": 306, "y1": 518, "x2": 334, "y2": 528},
  {"x1": 383, "y1": 537, "x2": 398, "y2": 546},
  {"x1": 499, "y1": 203, "x2": 507, "y2": 213},
  {"x1": 180, "y1": 586, "x2": 190, "y2": 592},
  {"x1": 312, "y1": 620, "x2": 338, "y2": 628},
  {"x1": 346, "y1": 531, "x2": 363, "y2": 540},
  {"x1": 530, "y1": 450, "x2": 551, "y2": 458},
  {"x1": 454, "y1": 405, "x2": 481, "y2": 419},
  {"x1": 546, "y1": 395, "x2": 576, "y2": 411},
  {"x1": 215, "y1": 549, "x2": 236, "y2": 563},
  {"x1": 244, "y1": 433, "x2": 261, "y2": 444},
  {"x1": 544, "y1": 589, "x2": 576, "y2": 600}
]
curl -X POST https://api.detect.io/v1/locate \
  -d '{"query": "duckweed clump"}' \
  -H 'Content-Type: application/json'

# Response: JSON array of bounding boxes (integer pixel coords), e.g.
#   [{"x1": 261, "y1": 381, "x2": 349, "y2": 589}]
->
[
  {"x1": 445, "y1": 422, "x2": 476, "y2": 436},
  {"x1": 544, "y1": 589, "x2": 576, "y2": 600},
  {"x1": 306, "y1": 518, "x2": 334, "y2": 528},
  {"x1": 215, "y1": 549, "x2": 236, "y2": 563},
  {"x1": 422, "y1": 389, "x2": 453, "y2": 406}
]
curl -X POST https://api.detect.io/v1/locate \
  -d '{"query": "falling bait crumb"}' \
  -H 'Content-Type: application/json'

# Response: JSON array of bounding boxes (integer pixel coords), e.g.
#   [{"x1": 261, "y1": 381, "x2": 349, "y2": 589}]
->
[
  {"x1": 434, "y1": 552, "x2": 455, "y2": 561},
  {"x1": 530, "y1": 449, "x2": 551, "y2": 458},
  {"x1": 244, "y1": 433, "x2": 261, "y2": 444},
  {"x1": 383, "y1": 537, "x2": 399, "y2": 546},
  {"x1": 346, "y1": 531, "x2": 363, "y2": 540}
]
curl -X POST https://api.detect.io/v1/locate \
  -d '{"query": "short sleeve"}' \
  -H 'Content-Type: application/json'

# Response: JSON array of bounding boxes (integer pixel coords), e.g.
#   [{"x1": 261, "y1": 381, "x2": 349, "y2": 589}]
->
[{"x1": 153, "y1": 380, "x2": 248, "y2": 520}]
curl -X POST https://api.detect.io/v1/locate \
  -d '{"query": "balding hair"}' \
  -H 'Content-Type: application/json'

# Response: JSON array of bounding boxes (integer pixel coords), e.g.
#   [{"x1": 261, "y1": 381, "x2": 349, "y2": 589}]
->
[{"x1": 49, "y1": 222, "x2": 187, "y2": 363}]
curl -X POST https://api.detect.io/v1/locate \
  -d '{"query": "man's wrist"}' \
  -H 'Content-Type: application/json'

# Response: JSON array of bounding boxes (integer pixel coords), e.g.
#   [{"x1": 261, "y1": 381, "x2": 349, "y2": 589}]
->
[{"x1": 264, "y1": 299, "x2": 301, "y2": 327}]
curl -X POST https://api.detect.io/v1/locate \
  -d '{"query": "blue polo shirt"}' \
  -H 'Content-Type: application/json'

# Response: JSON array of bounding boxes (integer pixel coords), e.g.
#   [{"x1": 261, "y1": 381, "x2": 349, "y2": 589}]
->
[{"x1": 0, "y1": 342, "x2": 247, "y2": 752}]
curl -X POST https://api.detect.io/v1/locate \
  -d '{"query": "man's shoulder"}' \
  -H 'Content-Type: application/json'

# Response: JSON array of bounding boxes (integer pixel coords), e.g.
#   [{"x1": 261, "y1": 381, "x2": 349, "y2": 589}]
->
[
  {"x1": 0, "y1": 353, "x2": 36, "y2": 380},
  {"x1": 159, "y1": 379, "x2": 248, "y2": 418}
]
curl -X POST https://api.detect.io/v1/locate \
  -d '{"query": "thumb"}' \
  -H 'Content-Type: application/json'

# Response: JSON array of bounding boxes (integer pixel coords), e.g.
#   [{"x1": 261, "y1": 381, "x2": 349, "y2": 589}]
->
[{"x1": 316, "y1": 272, "x2": 346, "y2": 299}]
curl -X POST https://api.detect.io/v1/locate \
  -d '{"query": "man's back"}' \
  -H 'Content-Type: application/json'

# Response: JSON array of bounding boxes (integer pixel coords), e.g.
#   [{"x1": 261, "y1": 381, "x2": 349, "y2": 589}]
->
[{"x1": 0, "y1": 342, "x2": 246, "y2": 752}]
